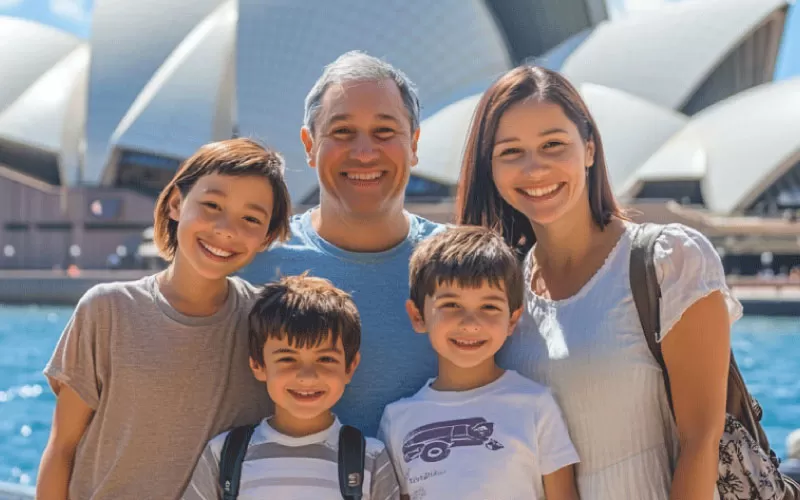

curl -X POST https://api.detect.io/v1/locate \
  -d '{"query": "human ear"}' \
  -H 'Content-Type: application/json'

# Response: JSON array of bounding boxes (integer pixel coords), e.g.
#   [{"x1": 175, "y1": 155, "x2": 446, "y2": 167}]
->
[
  {"x1": 300, "y1": 127, "x2": 316, "y2": 168},
  {"x1": 167, "y1": 188, "x2": 183, "y2": 222},
  {"x1": 584, "y1": 139, "x2": 596, "y2": 169},
  {"x1": 405, "y1": 299, "x2": 427, "y2": 334},
  {"x1": 249, "y1": 357, "x2": 267, "y2": 382},
  {"x1": 507, "y1": 308, "x2": 522, "y2": 336},
  {"x1": 410, "y1": 128, "x2": 420, "y2": 167},
  {"x1": 345, "y1": 352, "x2": 361, "y2": 382}
]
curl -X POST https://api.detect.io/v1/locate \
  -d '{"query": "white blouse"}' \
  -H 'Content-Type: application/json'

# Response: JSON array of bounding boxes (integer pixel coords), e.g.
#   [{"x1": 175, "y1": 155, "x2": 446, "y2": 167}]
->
[{"x1": 497, "y1": 222, "x2": 743, "y2": 499}]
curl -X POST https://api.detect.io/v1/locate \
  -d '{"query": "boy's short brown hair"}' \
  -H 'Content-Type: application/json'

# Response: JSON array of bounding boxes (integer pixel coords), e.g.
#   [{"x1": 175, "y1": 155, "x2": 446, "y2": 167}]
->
[
  {"x1": 409, "y1": 225, "x2": 523, "y2": 316},
  {"x1": 153, "y1": 138, "x2": 292, "y2": 261},
  {"x1": 249, "y1": 273, "x2": 361, "y2": 370}
]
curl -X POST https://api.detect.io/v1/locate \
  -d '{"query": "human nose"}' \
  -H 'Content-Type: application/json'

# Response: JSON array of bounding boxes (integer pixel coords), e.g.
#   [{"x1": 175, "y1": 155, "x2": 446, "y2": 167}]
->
[
  {"x1": 350, "y1": 133, "x2": 379, "y2": 163},
  {"x1": 459, "y1": 312, "x2": 481, "y2": 333},
  {"x1": 213, "y1": 213, "x2": 236, "y2": 239},
  {"x1": 296, "y1": 363, "x2": 319, "y2": 383}
]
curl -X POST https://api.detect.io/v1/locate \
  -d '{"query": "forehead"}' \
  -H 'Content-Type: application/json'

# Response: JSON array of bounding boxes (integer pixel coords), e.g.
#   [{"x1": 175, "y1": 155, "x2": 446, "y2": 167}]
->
[
  {"x1": 433, "y1": 278, "x2": 507, "y2": 295},
  {"x1": 191, "y1": 173, "x2": 274, "y2": 203},
  {"x1": 495, "y1": 99, "x2": 579, "y2": 137},
  {"x1": 317, "y1": 78, "x2": 408, "y2": 125},
  {"x1": 264, "y1": 332, "x2": 342, "y2": 350}
]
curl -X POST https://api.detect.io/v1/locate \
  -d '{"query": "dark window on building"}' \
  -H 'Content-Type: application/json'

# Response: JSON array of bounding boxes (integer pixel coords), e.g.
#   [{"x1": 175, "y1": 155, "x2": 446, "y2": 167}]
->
[
  {"x1": 115, "y1": 150, "x2": 183, "y2": 195},
  {"x1": 635, "y1": 180, "x2": 705, "y2": 206},
  {"x1": 746, "y1": 159, "x2": 800, "y2": 217}
]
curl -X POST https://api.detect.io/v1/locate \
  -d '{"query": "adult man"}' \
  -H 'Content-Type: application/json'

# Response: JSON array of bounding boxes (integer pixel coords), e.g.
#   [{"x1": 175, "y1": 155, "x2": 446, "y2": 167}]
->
[{"x1": 243, "y1": 51, "x2": 443, "y2": 436}]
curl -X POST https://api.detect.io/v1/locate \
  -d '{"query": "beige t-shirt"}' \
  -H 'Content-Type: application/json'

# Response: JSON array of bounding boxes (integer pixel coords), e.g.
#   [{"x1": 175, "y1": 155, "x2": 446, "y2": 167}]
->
[{"x1": 44, "y1": 274, "x2": 271, "y2": 500}]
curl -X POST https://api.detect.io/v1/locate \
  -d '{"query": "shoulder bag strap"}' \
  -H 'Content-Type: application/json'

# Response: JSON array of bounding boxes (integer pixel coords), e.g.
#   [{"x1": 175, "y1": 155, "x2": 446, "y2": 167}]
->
[
  {"x1": 219, "y1": 424, "x2": 257, "y2": 500},
  {"x1": 338, "y1": 424, "x2": 366, "y2": 500}
]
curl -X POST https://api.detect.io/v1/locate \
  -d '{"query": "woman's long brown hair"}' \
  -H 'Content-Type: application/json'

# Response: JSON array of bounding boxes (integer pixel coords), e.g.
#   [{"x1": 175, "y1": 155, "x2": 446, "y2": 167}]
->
[{"x1": 455, "y1": 66, "x2": 625, "y2": 257}]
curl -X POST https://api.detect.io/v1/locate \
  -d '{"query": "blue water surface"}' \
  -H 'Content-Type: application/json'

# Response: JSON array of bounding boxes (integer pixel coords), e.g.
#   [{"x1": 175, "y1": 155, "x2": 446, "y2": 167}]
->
[{"x1": 0, "y1": 305, "x2": 798, "y2": 486}]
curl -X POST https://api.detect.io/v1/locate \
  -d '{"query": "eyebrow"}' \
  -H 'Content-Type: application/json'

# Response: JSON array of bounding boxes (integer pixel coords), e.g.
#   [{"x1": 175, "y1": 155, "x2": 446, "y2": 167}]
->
[
  {"x1": 203, "y1": 188, "x2": 270, "y2": 218},
  {"x1": 327, "y1": 113, "x2": 401, "y2": 125},
  {"x1": 494, "y1": 128, "x2": 569, "y2": 145},
  {"x1": 435, "y1": 292, "x2": 507, "y2": 302},
  {"x1": 271, "y1": 346, "x2": 343, "y2": 355}
]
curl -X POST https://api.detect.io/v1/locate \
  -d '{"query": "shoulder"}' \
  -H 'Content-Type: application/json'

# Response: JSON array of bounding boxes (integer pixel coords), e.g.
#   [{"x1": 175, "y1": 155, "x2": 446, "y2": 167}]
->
[
  {"x1": 227, "y1": 275, "x2": 261, "y2": 301},
  {"x1": 649, "y1": 223, "x2": 717, "y2": 260},
  {"x1": 365, "y1": 436, "x2": 389, "y2": 460},
  {"x1": 497, "y1": 370, "x2": 556, "y2": 402},
  {"x1": 408, "y1": 213, "x2": 446, "y2": 243},
  {"x1": 75, "y1": 275, "x2": 155, "y2": 314}
]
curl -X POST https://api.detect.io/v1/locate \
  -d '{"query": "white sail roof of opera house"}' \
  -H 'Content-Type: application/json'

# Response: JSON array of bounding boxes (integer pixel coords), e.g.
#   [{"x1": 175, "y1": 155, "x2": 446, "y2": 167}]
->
[
  {"x1": 108, "y1": 0, "x2": 236, "y2": 165},
  {"x1": 412, "y1": 83, "x2": 687, "y2": 192},
  {"x1": 540, "y1": 0, "x2": 789, "y2": 111},
  {"x1": 629, "y1": 77, "x2": 800, "y2": 216},
  {"x1": 84, "y1": 0, "x2": 227, "y2": 185},
  {"x1": 0, "y1": 44, "x2": 90, "y2": 185},
  {"x1": 236, "y1": 0, "x2": 513, "y2": 203},
  {"x1": 0, "y1": 17, "x2": 81, "y2": 115}
]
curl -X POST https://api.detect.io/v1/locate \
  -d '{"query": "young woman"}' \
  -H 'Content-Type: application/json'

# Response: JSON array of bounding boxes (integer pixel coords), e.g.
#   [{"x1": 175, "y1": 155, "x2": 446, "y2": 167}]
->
[
  {"x1": 456, "y1": 66, "x2": 741, "y2": 499},
  {"x1": 37, "y1": 138, "x2": 291, "y2": 500}
]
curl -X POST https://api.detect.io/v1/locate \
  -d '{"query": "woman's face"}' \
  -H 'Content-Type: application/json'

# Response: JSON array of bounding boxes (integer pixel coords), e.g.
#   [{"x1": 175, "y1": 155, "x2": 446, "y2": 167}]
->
[{"x1": 491, "y1": 99, "x2": 595, "y2": 229}]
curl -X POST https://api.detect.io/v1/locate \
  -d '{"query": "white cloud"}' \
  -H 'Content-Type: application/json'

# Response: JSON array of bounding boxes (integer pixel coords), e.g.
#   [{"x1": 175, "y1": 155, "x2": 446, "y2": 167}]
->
[
  {"x1": 0, "y1": 0, "x2": 24, "y2": 9},
  {"x1": 49, "y1": 0, "x2": 90, "y2": 23}
]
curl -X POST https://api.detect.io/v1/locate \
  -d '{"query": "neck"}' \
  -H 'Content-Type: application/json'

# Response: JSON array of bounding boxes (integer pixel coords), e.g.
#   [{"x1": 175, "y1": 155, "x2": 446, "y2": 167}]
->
[
  {"x1": 313, "y1": 201, "x2": 409, "y2": 252},
  {"x1": 269, "y1": 407, "x2": 335, "y2": 438},
  {"x1": 157, "y1": 254, "x2": 229, "y2": 317},
  {"x1": 532, "y1": 202, "x2": 604, "y2": 272},
  {"x1": 431, "y1": 357, "x2": 504, "y2": 392}
]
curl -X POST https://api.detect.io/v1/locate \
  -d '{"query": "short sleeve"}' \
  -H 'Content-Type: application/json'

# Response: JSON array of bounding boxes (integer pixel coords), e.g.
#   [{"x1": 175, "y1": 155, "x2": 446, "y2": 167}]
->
[
  {"x1": 377, "y1": 408, "x2": 407, "y2": 495},
  {"x1": 42, "y1": 284, "x2": 113, "y2": 410},
  {"x1": 369, "y1": 444, "x2": 401, "y2": 500},
  {"x1": 535, "y1": 389, "x2": 580, "y2": 475},
  {"x1": 181, "y1": 440, "x2": 222, "y2": 500},
  {"x1": 653, "y1": 224, "x2": 743, "y2": 341}
]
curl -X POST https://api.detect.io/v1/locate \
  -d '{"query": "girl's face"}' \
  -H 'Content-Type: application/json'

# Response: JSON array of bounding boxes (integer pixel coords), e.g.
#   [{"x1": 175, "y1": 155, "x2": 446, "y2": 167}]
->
[
  {"x1": 490, "y1": 99, "x2": 595, "y2": 229},
  {"x1": 169, "y1": 173, "x2": 275, "y2": 281}
]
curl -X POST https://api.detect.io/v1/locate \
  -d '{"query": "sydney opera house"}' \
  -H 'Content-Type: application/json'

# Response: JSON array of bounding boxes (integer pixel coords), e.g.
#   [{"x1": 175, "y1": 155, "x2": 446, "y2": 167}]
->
[{"x1": 0, "y1": 0, "x2": 798, "y2": 274}]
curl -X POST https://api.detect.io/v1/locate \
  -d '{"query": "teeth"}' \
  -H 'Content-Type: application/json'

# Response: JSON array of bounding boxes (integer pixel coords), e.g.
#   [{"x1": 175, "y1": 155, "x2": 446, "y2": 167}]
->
[
  {"x1": 523, "y1": 184, "x2": 560, "y2": 198},
  {"x1": 453, "y1": 339, "x2": 484, "y2": 346},
  {"x1": 292, "y1": 390, "x2": 322, "y2": 397},
  {"x1": 346, "y1": 172, "x2": 383, "y2": 181},
  {"x1": 200, "y1": 241, "x2": 233, "y2": 258}
]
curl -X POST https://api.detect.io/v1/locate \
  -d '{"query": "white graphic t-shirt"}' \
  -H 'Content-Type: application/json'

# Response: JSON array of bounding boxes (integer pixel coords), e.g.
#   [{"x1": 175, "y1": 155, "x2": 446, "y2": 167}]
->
[{"x1": 378, "y1": 370, "x2": 579, "y2": 500}]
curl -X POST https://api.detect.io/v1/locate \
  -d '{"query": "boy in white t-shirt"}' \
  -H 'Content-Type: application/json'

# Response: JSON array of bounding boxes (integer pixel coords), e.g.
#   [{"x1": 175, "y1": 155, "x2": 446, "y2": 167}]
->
[
  {"x1": 378, "y1": 226, "x2": 579, "y2": 500},
  {"x1": 184, "y1": 275, "x2": 400, "y2": 500}
]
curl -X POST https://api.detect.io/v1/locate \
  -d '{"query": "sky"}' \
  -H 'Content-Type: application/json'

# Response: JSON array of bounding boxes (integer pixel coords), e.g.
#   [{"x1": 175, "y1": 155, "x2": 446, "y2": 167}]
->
[{"x1": 0, "y1": 0, "x2": 797, "y2": 79}]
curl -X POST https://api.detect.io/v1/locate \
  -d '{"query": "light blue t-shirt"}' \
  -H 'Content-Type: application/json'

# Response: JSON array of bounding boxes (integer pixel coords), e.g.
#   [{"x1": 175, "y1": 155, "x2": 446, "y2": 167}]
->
[{"x1": 241, "y1": 209, "x2": 444, "y2": 436}]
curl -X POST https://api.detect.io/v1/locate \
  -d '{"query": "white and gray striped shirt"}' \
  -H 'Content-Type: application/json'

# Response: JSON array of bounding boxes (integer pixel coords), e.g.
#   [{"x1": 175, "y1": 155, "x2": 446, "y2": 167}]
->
[{"x1": 183, "y1": 417, "x2": 400, "y2": 500}]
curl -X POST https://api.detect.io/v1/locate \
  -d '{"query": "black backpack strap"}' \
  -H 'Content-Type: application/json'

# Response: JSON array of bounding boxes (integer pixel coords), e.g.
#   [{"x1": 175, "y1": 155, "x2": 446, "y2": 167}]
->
[
  {"x1": 338, "y1": 424, "x2": 366, "y2": 500},
  {"x1": 629, "y1": 223, "x2": 674, "y2": 415},
  {"x1": 219, "y1": 424, "x2": 257, "y2": 500}
]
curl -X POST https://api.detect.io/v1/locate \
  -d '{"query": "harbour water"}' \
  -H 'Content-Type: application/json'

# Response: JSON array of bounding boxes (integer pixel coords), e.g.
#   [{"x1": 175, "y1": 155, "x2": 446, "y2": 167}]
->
[{"x1": 1, "y1": 305, "x2": 799, "y2": 487}]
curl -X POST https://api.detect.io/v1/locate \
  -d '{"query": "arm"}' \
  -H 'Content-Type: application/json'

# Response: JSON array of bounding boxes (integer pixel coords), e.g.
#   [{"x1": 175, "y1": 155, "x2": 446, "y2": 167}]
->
[
  {"x1": 662, "y1": 291, "x2": 729, "y2": 500},
  {"x1": 543, "y1": 464, "x2": 580, "y2": 500},
  {"x1": 36, "y1": 385, "x2": 94, "y2": 500},
  {"x1": 181, "y1": 441, "x2": 222, "y2": 500}
]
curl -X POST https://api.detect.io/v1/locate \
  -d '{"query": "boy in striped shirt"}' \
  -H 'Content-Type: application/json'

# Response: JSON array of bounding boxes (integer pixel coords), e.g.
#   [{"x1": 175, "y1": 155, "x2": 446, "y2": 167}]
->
[{"x1": 183, "y1": 274, "x2": 400, "y2": 500}]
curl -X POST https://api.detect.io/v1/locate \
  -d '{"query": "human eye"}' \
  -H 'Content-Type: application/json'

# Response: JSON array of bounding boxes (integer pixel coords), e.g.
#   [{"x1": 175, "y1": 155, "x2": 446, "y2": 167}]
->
[
  {"x1": 495, "y1": 146, "x2": 524, "y2": 158},
  {"x1": 243, "y1": 215, "x2": 263, "y2": 225},
  {"x1": 318, "y1": 356, "x2": 340, "y2": 364},
  {"x1": 374, "y1": 127, "x2": 396, "y2": 139},
  {"x1": 439, "y1": 301, "x2": 460, "y2": 309},
  {"x1": 276, "y1": 356, "x2": 295, "y2": 363},
  {"x1": 330, "y1": 127, "x2": 354, "y2": 138},
  {"x1": 542, "y1": 140, "x2": 566, "y2": 151},
  {"x1": 201, "y1": 201, "x2": 221, "y2": 210}
]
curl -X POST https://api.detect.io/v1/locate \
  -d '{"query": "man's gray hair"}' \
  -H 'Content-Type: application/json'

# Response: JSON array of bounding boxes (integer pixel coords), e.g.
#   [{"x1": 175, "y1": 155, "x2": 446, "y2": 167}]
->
[{"x1": 303, "y1": 50, "x2": 421, "y2": 135}]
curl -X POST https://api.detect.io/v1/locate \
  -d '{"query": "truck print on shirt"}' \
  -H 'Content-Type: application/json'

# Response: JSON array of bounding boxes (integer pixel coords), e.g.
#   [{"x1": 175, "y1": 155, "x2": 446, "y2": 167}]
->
[{"x1": 401, "y1": 417, "x2": 504, "y2": 463}]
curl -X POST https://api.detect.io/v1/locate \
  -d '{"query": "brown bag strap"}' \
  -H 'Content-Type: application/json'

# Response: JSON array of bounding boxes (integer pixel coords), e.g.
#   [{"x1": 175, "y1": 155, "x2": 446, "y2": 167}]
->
[{"x1": 629, "y1": 223, "x2": 675, "y2": 416}]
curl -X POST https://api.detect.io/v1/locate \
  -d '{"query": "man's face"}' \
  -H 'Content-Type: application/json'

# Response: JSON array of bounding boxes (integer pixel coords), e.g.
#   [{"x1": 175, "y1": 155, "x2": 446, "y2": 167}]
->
[{"x1": 301, "y1": 78, "x2": 419, "y2": 219}]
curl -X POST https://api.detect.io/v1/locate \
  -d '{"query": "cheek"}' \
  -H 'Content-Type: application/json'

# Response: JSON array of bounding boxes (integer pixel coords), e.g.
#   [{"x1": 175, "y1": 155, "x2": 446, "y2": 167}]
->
[{"x1": 491, "y1": 163, "x2": 517, "y2": 197}]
